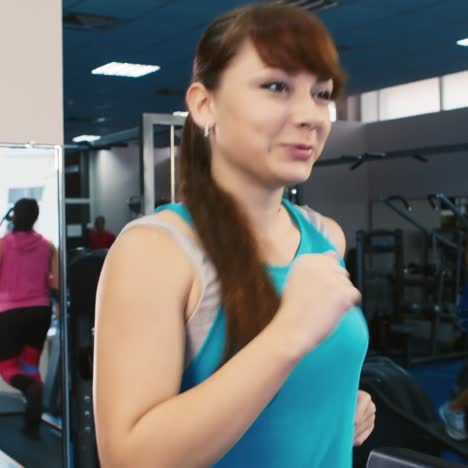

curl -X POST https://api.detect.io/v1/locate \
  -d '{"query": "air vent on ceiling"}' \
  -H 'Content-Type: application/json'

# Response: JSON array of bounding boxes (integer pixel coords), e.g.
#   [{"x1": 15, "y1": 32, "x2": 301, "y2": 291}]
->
[
  {"x1": 63, "y1": 12, "x2": 128, "y2": 31},
  {"x1": 65, "y1": 116, "x2": 97, "y2": 124},
  {"x1": 273, "y1": 0, "x2": 339, "y2": 13},
  {"x1": 154, "y1": 88, "x2": 185, "y2": 97}
]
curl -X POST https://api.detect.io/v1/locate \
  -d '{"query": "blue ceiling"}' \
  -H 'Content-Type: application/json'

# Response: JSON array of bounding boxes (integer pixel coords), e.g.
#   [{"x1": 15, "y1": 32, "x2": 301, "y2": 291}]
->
[{"x1": 63, "y1": 0, "x2": 468, "y2": 143}]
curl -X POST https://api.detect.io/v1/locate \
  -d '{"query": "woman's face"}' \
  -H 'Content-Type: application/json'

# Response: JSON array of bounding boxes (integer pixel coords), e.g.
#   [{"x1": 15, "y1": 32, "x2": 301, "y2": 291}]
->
[{"x1": 209, "y1": 39, "x2": 333, "y2": 189}]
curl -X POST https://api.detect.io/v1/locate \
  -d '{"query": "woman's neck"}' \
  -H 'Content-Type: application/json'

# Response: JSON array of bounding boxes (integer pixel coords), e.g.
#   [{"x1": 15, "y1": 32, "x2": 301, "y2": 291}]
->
[{"x1": 211, "y1": 167, "x2": 285, "y2": 236}]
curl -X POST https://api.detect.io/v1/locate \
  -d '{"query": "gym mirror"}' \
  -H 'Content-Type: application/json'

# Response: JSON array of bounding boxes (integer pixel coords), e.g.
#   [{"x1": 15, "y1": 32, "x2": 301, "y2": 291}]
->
[{"x1": 0, "y1": 144, "x2": 65, "y2": 468}]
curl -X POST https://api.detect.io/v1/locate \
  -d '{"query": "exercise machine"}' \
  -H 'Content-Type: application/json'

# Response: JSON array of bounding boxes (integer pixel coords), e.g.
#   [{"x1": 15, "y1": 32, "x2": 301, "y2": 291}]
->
[
  {"x1": 0, "y1": 308, "x2": 63, "y2": 467},
  {"x1": 68, "y1": 248, "x2": 107, "y2": 468},
  {"x1": 356, "y1": 194, "x2": 467, "y2": 366},
  {"x1": 354, "y1": 355, "x2": 468, "y2": 467}
]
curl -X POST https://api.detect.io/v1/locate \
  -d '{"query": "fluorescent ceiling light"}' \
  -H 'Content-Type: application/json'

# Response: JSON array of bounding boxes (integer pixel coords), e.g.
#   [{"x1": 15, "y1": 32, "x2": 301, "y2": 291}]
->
[
  {"x1": 91, "y1": 62, "x2": 160, "y2": 78},
  {"x1": 172, "y1": 111, "x2": 189, "y2": 117},
  {"x1": 73, "y1": 135, "x2": 101, "y2": 143},
  {"x1": 456, "y1": 38, "x2": 468, "y2": 46}
]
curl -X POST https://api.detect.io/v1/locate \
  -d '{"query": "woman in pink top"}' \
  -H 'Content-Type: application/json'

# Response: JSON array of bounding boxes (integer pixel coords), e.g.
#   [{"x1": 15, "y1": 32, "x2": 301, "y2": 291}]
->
[{"x1": 0, "y1": 198, "x2": 59, "y2": 439}]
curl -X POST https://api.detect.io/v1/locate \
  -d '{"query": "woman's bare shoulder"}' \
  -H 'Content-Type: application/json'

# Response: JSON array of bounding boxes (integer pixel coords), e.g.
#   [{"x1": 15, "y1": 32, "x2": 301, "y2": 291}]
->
[{"x1": 121, "y1": 210, "x2": 201, "y2": 248}]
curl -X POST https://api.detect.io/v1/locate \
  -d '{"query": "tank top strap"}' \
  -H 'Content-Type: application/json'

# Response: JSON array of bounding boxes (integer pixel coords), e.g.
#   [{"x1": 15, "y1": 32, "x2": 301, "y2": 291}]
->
[
  {"x1": 120, "y1": 210, "x2": 222, "y2": 368},
  {"x1": 282, "y1": 199, "x2": 340, "y2": 258},
  {"x1": 120, "y1": 214, "x2": 202, "y2": 269},
  {"x1": 154, "y1": 202, "x2": 193, "y2": 225}
]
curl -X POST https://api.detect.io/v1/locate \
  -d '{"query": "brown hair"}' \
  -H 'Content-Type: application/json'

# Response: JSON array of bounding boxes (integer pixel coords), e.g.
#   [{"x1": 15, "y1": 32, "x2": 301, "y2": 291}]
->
[{"x1": 179, "y1": 4, "x2": 345, "y2": 364}]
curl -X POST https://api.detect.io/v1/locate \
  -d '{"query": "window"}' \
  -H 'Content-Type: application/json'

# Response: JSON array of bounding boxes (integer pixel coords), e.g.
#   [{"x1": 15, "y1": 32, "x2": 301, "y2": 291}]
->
[
  {"x1": 441, "y1": 70, "x2": 468, "y2": 110},
  {"x1": 378, "y1": 78, "x2": 440, "y2": 120},
  {"x1": 358, "y1": 70, "x2": 468, "y2": 122},
  {"x1": 329, "y1": 101, "x2": 337, "y2": 122},
  {"x1": 8, "y1": 187, "x2": 44, "y2": 203},
  {"x1": 361, "y1": 91, "x2": 379, "y2": 123}
]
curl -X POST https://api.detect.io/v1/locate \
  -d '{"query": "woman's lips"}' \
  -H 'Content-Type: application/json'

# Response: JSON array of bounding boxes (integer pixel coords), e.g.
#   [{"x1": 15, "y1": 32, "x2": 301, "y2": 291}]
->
[{"x1": 284, "y1": 144, "x2": 314, "y2": 161}]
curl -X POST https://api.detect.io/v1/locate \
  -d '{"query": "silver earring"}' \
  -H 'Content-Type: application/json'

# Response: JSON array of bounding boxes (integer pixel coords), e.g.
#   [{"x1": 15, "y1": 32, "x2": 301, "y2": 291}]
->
[{"x1": 204, "y1": 122, "x2": 211, "y2": 138}]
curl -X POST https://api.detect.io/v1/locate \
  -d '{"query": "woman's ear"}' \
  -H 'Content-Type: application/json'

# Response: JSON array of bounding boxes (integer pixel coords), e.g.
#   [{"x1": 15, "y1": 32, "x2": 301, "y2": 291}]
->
[{"x1": 186, "y1": 82, "x2": 216, "y2": 130}]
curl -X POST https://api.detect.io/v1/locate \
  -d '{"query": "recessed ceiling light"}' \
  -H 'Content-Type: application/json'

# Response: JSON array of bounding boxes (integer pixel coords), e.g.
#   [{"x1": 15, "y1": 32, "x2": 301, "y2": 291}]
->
[
  {"x1": 72, "y1": 135, "x2": 101, "y2": 143},
  {"x1": 456, "y1": 38, "x2": 468, "y2": 47},
  {"x1": 172, "y1": 111, "x2": 189, "y2": 117},
  {"x1": 91, "y1": 62, "x2": 160, "y2": 78}
]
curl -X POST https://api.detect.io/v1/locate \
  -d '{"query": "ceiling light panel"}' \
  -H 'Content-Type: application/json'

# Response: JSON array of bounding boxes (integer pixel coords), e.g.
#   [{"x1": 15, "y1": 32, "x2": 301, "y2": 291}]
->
[
  {"x1": 91, "y1": 62, "x2": 161, "y2": 78},
  {"x1": 72, "y1": 135, "x2": 101, "y2": 143}
]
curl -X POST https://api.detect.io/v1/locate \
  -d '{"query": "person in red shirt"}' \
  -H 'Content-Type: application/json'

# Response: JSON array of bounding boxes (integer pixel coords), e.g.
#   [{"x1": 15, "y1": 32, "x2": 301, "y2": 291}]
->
[{"x1": 89, "y1": 216, "x2": 116, "y2": 250}]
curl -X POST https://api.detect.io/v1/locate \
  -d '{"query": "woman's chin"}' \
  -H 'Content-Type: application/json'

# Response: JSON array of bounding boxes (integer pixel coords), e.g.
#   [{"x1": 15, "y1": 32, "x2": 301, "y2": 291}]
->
[{"x1": 279, "y1": 168, "x2": 313, "y2": 186}]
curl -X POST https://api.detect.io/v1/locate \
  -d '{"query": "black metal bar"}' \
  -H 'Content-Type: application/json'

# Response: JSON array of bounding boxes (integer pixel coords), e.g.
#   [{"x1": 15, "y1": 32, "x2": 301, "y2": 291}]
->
[
  {"x1": 427, "y1": 193, "x2": 438, "y2": 210},
  {"x1": 407, "y1": 350, "x2": 468, "y2": 367},
  {"x1": 316, "y1": 142, "x2": 468, "y2": 168},
  {"x1": 455, "y1": 231, "x2": 464, "y2": 305},
  {"x1": 384, "y1": 197, "x2": 432, "y2": 236},
  {"x1": 58, "y1": 146, "x2": 72, "y2": 468},
  {"x1": 384, "y1": 197, "x2": 458, "y2": 249},
  {"x1": 434, "y1": 193, "x2": 468, "y2": 230}
]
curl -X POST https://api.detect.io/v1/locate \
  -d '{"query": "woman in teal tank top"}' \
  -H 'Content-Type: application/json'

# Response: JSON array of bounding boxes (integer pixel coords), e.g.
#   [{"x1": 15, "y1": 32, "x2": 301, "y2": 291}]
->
[
  {"x1": 94, "y1": 4, "x2": 375, "y2": 467},
  {"x1": 155, "y1": 200, "x2": 370, "y2": 467}
]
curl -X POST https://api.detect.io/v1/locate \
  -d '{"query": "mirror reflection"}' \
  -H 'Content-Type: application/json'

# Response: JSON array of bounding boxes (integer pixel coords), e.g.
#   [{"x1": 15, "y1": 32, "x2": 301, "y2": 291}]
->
[{"x1": 0, "y1": 146, "x2": 62, "y2": 467}]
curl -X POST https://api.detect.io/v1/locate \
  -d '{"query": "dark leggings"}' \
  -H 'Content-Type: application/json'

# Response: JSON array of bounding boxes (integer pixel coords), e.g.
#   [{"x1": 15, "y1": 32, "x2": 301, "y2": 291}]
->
[{"x1": 0, "y1": 306, "x2": 52, "y2": 393}]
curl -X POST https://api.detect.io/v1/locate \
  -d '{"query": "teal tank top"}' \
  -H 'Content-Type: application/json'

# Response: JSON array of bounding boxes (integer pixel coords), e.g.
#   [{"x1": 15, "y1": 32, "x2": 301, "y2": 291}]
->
[{"x1": 155, "y1": 199, "x2": 369, "y2": 467}]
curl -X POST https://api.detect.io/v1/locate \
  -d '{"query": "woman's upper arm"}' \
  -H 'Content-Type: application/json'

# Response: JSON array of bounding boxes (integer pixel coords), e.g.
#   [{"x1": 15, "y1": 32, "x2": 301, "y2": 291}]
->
[
  {"x1": 49, "y1": 242, "x2": 59, "y2": 289},
  {"x1": 93, "y1": 226, "x2": 193, "y2": 458}
]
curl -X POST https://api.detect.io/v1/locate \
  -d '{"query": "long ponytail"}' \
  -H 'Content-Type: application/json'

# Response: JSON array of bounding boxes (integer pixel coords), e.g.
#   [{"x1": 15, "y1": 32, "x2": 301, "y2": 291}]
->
[{"x1": 179, "y1": 115, "x2": 281, "y2": 364}]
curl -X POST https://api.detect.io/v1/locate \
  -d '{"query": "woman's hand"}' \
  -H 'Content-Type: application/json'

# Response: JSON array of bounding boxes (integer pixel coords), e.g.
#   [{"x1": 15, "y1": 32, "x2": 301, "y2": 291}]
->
[
  {"x1": 274, "y1": 252, "x2": 361, "y2": 358},
  {"x1": 354, "y1": 390, "x2": 376, "y2": 446}
]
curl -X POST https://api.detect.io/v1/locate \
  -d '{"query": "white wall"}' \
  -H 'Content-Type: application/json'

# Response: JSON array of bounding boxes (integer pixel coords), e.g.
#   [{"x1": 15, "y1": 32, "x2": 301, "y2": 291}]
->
[
  {"x1": 366, "y1": 107, "x2": 468, "y2": 201},
  {"x1": 90, "y1": 145, "x2": 174, "y2": 235},
  {"x1": 0, "y1": 0, "x2": 63, "y2": 145},
  {"x1": 368, "y1": 152, "x2": 468, "y2": 202},
  {"x1": 154, "y1": 146, "x2": 178, "y2": 202},
  {"x1": 304, "y1": 108, "x2": 468, "y2": 247},
  {"x1": 363, "y1": 108, "x2": 468, "y2": 267},
  {"x1": 90, "y1": 144, "x2": 141, "y2": 235}
]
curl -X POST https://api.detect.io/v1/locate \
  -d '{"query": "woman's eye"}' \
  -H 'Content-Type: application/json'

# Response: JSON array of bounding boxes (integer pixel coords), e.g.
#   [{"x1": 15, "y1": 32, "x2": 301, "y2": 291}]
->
[
  {"x1": 313, "y1": 90, "x2": 332, "y2": 101},
  {"x1": 262, "y1": 81, "x2": 289, "y2": 93}
]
